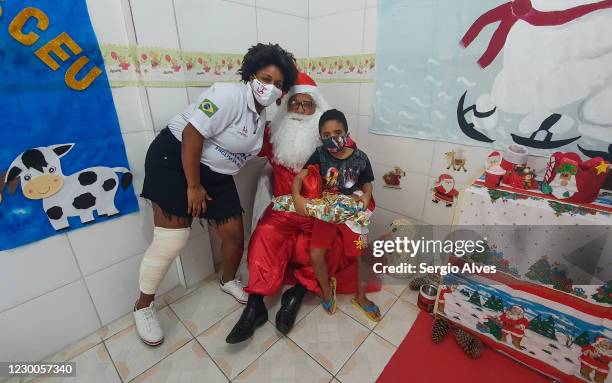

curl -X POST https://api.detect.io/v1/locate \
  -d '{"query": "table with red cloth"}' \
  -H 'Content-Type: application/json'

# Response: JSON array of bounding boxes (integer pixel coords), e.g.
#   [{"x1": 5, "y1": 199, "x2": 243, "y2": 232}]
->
[{"x1": 435, "y1": 177, "x2": 612, "y2": 383}]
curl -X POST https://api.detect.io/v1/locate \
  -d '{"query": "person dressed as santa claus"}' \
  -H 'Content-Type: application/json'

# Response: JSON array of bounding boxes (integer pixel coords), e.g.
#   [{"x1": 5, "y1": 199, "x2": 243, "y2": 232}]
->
[
  {"x1": 226, "y1": 73, "x2": 379, "y2": 344},
  {"x1": 499, "y1": 305, "x2": 530, "y2": 349},
  {"x1": 580, "y1": 336, "x2": 612, "y2": 383},
  {"x1": 432, "y1": 174, "x2": 459, "y2": 207}
]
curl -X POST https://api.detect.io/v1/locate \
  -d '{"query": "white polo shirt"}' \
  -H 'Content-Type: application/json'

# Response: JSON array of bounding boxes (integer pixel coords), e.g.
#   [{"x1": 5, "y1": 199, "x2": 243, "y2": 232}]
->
[{"x1": 168, "y1": 82, "x2": 266, "y2": 175}]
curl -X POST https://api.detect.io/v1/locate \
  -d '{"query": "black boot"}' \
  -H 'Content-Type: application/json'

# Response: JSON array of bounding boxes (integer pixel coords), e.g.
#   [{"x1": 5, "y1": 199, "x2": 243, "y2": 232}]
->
[
  {"x1": 275, "y1": 284, "x2": 306, "y2": 335},
  {"x1": 226, "y1": 294, "x2": 268, "y2": 344}
]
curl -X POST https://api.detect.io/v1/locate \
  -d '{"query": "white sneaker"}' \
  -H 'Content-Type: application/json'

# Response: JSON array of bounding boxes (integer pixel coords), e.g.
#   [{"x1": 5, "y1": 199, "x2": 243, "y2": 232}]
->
[
  {"x1": 133, "y1": 301, "x2": 164, "y2": 346},
  {"x1": 220, "y1": 277, "x2": 248, "y2": 304}
]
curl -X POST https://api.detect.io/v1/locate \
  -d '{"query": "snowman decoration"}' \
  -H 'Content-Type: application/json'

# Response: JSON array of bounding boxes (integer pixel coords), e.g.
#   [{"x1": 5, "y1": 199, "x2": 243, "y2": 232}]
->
[{"x1": 459, "y1": 0, "x2": 612, "y2": 151}]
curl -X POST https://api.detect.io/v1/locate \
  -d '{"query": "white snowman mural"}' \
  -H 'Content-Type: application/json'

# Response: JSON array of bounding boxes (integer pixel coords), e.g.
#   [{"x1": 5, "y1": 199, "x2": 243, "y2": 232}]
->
[{"x1": 458, "y1": 0, "x2": 612, "y2": 159}]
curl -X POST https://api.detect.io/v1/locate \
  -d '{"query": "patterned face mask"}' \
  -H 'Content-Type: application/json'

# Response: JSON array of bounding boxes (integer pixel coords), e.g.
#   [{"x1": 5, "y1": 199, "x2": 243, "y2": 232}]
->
[{"x1": 322, "y1": 133, "x2": 349, "y2": 153}]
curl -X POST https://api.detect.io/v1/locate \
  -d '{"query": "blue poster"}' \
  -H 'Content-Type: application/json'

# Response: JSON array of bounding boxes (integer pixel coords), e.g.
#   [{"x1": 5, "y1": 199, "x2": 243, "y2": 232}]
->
[
  {"x1": 0, "y1": 1, "x2": 139, "y2": 250},
  {"x1": 373, "y1": 0, "x2": 612, "y2": 160}
]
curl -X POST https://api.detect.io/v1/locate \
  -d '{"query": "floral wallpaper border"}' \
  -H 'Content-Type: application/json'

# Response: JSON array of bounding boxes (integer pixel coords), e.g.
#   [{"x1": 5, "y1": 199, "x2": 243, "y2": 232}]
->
[{"x1": 101, "y1": 44, "x2": 374, "y2": 87}]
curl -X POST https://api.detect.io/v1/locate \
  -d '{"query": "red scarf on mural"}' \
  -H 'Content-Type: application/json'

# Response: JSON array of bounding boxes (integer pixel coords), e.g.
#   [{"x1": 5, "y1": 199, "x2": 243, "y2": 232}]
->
[{"x1": 461, "y1": 0, "x2": 612, "y2": 68}]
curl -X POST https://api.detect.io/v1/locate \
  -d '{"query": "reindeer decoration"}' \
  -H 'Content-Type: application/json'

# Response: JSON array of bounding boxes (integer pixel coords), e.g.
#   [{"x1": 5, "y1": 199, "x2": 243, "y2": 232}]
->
[{"x1": 445, "y1": 149, "x2": 467, "y2": 172}]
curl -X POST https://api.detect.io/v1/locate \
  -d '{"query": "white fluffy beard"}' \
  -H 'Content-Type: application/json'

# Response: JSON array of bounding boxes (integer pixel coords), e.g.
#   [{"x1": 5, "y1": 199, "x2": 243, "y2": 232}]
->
[{"x1": 270, "y1": 111, "x2": 322, "y2": 172}]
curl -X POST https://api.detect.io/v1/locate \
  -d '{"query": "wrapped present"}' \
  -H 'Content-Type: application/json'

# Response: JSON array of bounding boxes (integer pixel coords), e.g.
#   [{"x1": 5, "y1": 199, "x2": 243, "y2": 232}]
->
[{"x1": 272, "y1": 192, "x2": 370, "y2": 228}]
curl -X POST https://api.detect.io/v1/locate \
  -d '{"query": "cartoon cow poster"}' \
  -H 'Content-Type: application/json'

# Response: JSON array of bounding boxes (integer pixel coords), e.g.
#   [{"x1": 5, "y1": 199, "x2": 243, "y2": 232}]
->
[
  {"x1": 0, "y1": 1, "x2": 139, "y2": 250},
  {"x1": 372, "y1": 0, "x2": 612, "y2": 161}
]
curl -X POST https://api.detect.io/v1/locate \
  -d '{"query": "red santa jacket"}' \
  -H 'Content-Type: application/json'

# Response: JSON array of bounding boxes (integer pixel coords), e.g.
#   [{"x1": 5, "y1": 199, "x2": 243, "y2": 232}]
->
[
  {"x1": 581, "y1": 344, "x2": 612, "y2": 372},
  {"x1": 499, "y1": 313, "x2": 529, "y2": 337}
]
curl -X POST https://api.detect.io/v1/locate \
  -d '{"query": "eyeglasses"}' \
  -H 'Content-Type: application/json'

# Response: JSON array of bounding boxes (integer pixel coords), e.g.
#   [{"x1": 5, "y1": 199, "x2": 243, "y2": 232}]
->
[{"x1": 289, "y1": 100, "x2": 315, "y2": 110}]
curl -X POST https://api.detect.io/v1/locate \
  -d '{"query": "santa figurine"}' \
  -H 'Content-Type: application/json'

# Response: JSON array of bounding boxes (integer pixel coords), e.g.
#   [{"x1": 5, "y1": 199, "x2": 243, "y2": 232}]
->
[
  {"x1": 499, "y1": 305, "x2": 530, "y2": 349},
  {"x1": 580, "y1": 336, "x2": 612, "y2": 383},
  {"x1": 437, "y1": 284, "x2": 455, "y2": 313},
  {"x1": 432, "y1": 174, "x2": 459, "y2": 207},
  {"x1": 486, "y1": 151, "x2": 505, "y2": 173},
  {"x1": 549, "y1": 159, "x2": 578, "y2": 200}
]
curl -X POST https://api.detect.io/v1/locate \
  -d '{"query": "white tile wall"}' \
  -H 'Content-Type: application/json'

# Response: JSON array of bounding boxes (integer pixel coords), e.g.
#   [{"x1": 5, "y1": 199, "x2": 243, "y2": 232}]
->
[
  {"x1": 67, "y1": 201, "x2": 153, "y2": 275},
  {"x1": 363, "y1": 6, "x2": 377, "y2": 53},
  {"x1": 111, "y1": 87, "x2": 149, "y2": 134},
  {"x1": 0, "y1": 236, "x2": 80, "y2": 313},
  {"x1": 0, "y1": 280, "x2": 100, "y2": 362},
  {"x1": 179, "y1": 232, "x2": 216, "y2": 287},
  {"x1": 175, "y1": 0, "x2": 257, "y2": 53},
  {"x1": 122, "y1": 130, "x2": 154, "y2": 192},
  {"x1": 146, "y1": 87, "x2": 190, "y2": 132},
  {"x1": 310, "y1": 10, "x2": 365, "y2": 57},
  {"x1": 257, "y1": 9, "x2": 308, "y2": 57},
  {"x1": 309, "y1": 0, "x2": 365, "y2": 18},
  {"x1": 257, "y1": 0, "x2": 308, "y2": 17},
  {"x1": 84, "y1": 252, "x2": 179, "y2": 325},
  {"x1": 187, "y1": 87, "x2": 207, "y2": 104},
  {"x1": 86, "y1": 0, "x2": 131, "y2": 44},
  {"x1": 130, "y1": 0, "x2": 181, "y2": 48},
  {"x1": 318, "y1": 83, "x2": 361, "y2": 114}
]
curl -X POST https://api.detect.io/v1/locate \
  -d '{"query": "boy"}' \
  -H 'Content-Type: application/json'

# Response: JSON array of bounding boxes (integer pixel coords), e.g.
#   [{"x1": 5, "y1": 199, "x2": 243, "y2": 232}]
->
[{"x1": 292, "y1": 109, "x2": 380, "y2": 320}]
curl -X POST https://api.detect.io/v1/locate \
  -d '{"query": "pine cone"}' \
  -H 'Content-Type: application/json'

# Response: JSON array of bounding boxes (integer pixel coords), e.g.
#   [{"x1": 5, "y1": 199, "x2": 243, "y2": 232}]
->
[
  {"x1": 409, "y1": 276, "x2": 428, "y2": 291},
  {"x1": 454, "y1": 328, "x2": 484, "y2": 359},
  {"x1": 432, "y1": 317, "x2": 450, "y2": 344}
]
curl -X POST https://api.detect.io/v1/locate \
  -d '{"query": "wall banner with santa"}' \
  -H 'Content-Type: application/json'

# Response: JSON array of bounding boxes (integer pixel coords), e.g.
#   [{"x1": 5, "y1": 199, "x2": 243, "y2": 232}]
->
[{"x1": 373, "y1": 0, "x2": 612, "y2": 160}]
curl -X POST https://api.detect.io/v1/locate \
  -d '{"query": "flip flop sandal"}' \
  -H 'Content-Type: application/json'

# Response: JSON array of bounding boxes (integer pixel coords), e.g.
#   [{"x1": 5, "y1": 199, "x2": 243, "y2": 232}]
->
[
  {"x1": 352, "y1": 297, "x2": 382, "y2": 322},
  {"x1": 322, "y1": 277, "x2": 337, "y2": 315}
]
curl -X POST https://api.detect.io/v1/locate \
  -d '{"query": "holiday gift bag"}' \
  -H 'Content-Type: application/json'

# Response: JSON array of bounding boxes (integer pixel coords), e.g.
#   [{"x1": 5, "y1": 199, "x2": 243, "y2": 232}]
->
[{"x1": 272, "y1": 192, "x2": 370, "y2": 228}]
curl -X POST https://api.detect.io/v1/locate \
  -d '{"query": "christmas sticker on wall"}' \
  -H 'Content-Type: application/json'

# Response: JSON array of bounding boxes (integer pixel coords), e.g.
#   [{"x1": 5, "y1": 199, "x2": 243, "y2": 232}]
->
[
  {"x1": 445, "y1": 148, "x2": 467, "y2": 172},
  {"x1": 382, "y1": 166, "x2": 406, "y2": 189},
  {"x1": 432, "y1": 174, "x2": 459, "y2": 207}
]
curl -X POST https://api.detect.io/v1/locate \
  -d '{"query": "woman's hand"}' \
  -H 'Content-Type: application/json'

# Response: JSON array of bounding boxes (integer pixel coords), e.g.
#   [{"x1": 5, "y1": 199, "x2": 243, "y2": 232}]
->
[
  {"x1": 352, "y1": 193, "x2": 371, "y2": 210},
  {"x1": 293, "y1": 195, "x2": 309, "y2": 216},
  {"x1": 187, "y1": 184, "x2": 212, "y2": 218}
]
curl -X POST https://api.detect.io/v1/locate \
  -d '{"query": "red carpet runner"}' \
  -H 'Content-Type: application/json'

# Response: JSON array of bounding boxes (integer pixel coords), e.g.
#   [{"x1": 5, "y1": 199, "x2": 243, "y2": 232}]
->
[{"x1": 377, "y1": 312, "x2": 551, "y2": 383}]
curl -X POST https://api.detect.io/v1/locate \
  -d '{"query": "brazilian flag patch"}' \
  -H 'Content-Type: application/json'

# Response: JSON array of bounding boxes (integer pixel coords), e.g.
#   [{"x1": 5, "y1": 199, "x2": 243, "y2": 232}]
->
[{"x1": 198, "y1": 99, "x2": 218, "y2": 117}]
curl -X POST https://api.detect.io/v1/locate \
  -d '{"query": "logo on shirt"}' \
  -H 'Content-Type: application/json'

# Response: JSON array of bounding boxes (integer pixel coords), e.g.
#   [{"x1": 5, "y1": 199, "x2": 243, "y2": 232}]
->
[
  {"x1": 198, "y1": 99, "x2": 218, "y2": 118},
  {"x1": 238, "y1": 126, "x2": 248, "y2": 138}
]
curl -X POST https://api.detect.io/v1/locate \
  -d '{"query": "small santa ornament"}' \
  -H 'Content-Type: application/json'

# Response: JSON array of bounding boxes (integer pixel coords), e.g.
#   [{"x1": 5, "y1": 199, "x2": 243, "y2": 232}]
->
[
  {"x1": 432, "y1": 174, "x2": 459, "y2": 207},
  {"x1": 549, "y1": 159, "x2": 579, "y2": 200},
  {"x1": 486, "y1": 151, "x2": 504, "y2": 172},
  {"x1": 499, "y1": 305, "x2": 529, "y2": 349},
  {"x1": 580, "y1": 336, "x2": 612, "y2": 383}
]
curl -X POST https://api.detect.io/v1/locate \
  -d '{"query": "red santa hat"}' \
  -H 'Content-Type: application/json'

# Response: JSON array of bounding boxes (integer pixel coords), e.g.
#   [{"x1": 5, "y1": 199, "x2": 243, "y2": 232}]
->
[
  {"x1": 288, "y1": 72, "x2": 318, "y2": 98},
  {"x1": 489, "y1": 151, "x2": 502, "y2": 159}
]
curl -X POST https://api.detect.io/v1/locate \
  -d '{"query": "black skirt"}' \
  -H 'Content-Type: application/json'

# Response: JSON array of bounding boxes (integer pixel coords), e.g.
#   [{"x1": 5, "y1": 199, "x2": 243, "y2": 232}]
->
[{"x1": 141, "y1": 128, "x2": 243, "y2": 223}]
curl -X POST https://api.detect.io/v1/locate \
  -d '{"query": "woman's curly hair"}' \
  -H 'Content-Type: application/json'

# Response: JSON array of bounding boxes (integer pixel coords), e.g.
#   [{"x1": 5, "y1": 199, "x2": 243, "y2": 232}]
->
[{"x1": 238, "y1": 43, "x2": 298, "y2": 92}]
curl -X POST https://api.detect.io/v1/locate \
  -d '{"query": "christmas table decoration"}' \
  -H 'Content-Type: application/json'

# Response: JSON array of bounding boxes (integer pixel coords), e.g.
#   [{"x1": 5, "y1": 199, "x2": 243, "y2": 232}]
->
[{"x1": 541, "y1": 152, "x2": 610, "y2": 203}]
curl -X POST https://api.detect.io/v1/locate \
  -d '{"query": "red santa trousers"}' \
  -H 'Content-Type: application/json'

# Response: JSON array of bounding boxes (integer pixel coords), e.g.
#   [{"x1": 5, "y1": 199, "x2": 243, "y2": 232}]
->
[{"x1": 245, "y1": 205, "x2": 381, "y2": 296}]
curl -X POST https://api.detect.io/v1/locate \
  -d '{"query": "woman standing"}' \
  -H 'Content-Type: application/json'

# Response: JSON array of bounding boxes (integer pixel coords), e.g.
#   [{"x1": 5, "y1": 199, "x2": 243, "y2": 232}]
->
[{"x1": 134, "y1": 43, "x2": 297, "y2": 346}]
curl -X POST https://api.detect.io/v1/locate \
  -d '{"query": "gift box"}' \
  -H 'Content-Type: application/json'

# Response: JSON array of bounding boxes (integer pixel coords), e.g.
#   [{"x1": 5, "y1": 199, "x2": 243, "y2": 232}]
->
[
  {"x1": 542, "y1": 152, "x2": 609, "y2": 203},
  {"x1": 272, "y1": 192, "x2": 370, "y2": 228}
]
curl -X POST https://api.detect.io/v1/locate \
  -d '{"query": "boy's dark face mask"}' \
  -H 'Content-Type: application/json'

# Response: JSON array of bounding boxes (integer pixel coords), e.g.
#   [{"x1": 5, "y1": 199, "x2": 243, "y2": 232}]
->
[{"x1": 322, "y1": 133, "x2": 349, "y2": 153}]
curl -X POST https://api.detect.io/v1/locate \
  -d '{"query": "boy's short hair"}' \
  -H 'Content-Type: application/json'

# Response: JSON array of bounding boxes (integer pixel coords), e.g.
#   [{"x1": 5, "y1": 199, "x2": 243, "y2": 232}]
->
[{"x1": 319, "y1": 109, "x2": 348, "y2": 134}]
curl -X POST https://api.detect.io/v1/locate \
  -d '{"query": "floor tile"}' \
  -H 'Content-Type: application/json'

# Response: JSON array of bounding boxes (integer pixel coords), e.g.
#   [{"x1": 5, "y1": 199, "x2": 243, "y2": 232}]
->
[
  {"x1": 373, "y1": 299, "x2": 420, "y2": 347},
  {"x1": 336, "y1": 290, "x2": 397, "y2": 330},
  {"x1": 380, "y1": 275, "x2": 409, "y2": 297},
  {"x1": 170, "y1": 280, "x2": 241, "y2": 336},
  {"x1": 336, "y1": 332, "x2": 397, "y2": 383},
  {"x1": 41, "y1": 332, "x2": 102, "y2": 363},
  {"x1": 288, "y1": 306, "x2": 370, "y2": 375},
  {"x1": 263, "y1": 286, "x2": 319, "y2": 328},
  {"x1": 399, "y1": 287, "x2": 419, "y2": 307},
  {"x1": 196, "y1": 308, "x2": 281, "y2": 379},
  {"x1": 32, "y1": 344, "x2": 120, "y2": 383},
  {"x1": 104, "y1": 306, "x2": 192, "y2": 382},
  {"x1": 234, "y1": 338, "x2": 332, "y2": 383},
  {"x1": 131, "y1": 339, "x2": 228, "y2": 383}
]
